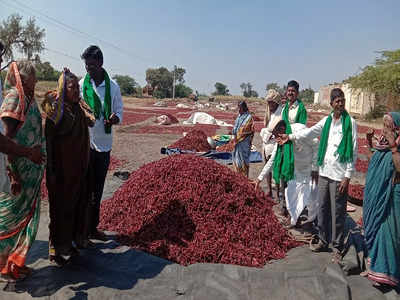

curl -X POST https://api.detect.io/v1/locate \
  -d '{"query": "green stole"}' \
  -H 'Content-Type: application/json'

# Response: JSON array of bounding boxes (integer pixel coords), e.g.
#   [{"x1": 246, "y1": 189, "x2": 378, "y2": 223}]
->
[
  {"x1": 317, "y1": 110, "x2": 353, "y2": 166},
  {"x1": 273, "y1": 100, "x2": 307, "y2": 183},
  {"x1": 82, "y1": 69, "x2": 112, "y2": 134}
]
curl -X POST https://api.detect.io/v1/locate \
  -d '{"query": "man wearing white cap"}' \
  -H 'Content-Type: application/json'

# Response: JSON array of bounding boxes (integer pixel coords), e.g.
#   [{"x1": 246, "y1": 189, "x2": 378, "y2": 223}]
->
[{"x1": 260, "y1": 89, "x2": 282, "y2": 198}]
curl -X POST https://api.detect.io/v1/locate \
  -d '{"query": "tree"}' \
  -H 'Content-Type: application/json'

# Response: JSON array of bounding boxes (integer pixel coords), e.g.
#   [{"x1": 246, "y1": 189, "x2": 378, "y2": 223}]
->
[
  {"x1": 265, "y1": 82, "x2": 286, "y2": 95},
  {"x1": 240, "y1": 82, "x2": 259, "y2": 98},
  {"x1": 266, "y1": 82, "x2": 280, "y2": 92},
  {"x1": 35, "y1": 61, "x2": 61, "y2": 81},
  {"x1": 299, "y1": 87, "x2": 315, "y2": 104},
  {"x1": 145, "y1": 66, "x2": 187, "y2": 98},
  {"x1": 347, "y1": 49, "x2": 400, "y2": 108},
  {"x1": 175, "y1": 83, "x2": 193, "y2": 98},
  {"x1": 113, "y1": 74, "x2": 138, "y2": 96},
  {"x1": 0, "y1": 14, "x2": 45, "y2": 60},
  {"x1": 212, "y1": 82, "x2": 229, "y2": 96}
]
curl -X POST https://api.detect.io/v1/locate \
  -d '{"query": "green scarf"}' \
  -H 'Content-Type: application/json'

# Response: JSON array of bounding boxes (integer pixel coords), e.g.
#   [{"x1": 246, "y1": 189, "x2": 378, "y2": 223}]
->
[
  {"x1": 317, "y1": 110, "x2": 353, "y2": 166},
  {"x1": 82, "y1": 69, "x2": 112, "y2": 134},
  {"x1": 272, "y1": 100, "x2": 307, "y2": 183}
]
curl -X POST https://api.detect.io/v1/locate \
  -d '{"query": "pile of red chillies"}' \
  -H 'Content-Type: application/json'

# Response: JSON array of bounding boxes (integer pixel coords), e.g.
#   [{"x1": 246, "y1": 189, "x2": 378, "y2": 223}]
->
[
  {"x1": 169, "y1": 130, "x2": 211, "y2": 152},
  {"x1": 99, "y1": 155, "x2": 299, "y2": 267},
  {"x1": 217, "y1": 140, "x2": 235, "y2": 152}
]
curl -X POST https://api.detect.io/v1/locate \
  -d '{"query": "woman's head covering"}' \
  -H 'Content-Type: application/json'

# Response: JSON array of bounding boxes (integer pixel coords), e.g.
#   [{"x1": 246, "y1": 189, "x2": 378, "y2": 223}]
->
[
  {"x1": 265, "y1": 89, "x2": 281, "y2": 104},
  {"x1": 2, "y1": 60, "x2": 35, "y2": 123},
  {"x1": 238, "y1": 100, "x2": 248, "y2": 112},
  {"x1": 41, "y1": 71, "x2": 65, "y2": 124},
  {"x1": 375, "y1": 112, "x2": 400, "y2": 150}
]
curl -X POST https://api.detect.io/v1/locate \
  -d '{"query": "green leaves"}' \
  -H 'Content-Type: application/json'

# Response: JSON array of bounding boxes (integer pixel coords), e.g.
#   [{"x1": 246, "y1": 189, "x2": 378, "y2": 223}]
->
[{"x1": 0, "y1": 14, "x2": 45, "y2": 60}]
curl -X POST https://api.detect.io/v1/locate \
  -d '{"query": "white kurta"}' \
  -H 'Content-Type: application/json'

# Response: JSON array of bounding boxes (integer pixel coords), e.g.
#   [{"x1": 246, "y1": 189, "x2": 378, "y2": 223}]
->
[
  {"x1": 260, "y1": 105, "x2": 282, "y2": 158},
  {"x1": 289, "y1": 113, "x2": 358, "y2": 181},
  {"x1": 258, "y1": 123, "x2": 319, "y2": 225}
]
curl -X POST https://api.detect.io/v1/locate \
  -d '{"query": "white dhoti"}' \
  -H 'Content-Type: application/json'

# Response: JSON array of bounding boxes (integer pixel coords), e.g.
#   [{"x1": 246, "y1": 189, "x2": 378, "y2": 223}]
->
[{"x1": 285, "y1": 175, "x2": 318, "y2": 225}]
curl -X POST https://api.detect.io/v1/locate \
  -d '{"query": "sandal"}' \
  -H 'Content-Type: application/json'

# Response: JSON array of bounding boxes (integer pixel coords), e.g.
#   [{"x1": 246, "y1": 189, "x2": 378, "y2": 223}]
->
[{"x1": 0, "y1": 273, "x2": 16, "y2": 283}]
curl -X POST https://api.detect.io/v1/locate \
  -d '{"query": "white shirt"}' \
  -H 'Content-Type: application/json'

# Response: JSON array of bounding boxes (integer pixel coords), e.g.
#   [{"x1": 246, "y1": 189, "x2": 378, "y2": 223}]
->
[
  {"x1": 289, "y1": 113, "x2": 358, "y2": 181},
  {"x1": 286, "y1": 100, "x2": 301, "y2": 124},
  {"x1": 258, "y1": 123, "x2": 319, "y2": 182},
  {"x1": 79, "y1": 77, "x2": 123, "y2": 152},
  {"x1": 260, "y1": 105, "x2": 282, "y2": 157}
]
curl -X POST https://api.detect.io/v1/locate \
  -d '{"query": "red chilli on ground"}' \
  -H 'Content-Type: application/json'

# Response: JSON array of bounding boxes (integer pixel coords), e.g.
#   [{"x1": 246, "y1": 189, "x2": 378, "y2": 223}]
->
[
  {"x1": 169, "y1": 129, "x2": 211, "y2": 152},
  {"x1": 99, "y1": 155, "x2": 299, "y2": 267}
]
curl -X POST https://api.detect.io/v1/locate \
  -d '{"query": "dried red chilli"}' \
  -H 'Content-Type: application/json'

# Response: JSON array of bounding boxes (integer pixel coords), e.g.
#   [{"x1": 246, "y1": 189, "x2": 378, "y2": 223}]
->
[
  {"x1": 348, "y1": 183, "x2": 364, "y2": 202},
  {"x1": 169, "y1": 129, "x2": 211, "y2": 152},
  {"x1": 131, "y1": 125, "x2": 218, "y2": 136},
  {"x1": 355, "y1": 158, "x2": 369, "y2": 173},
  {"x1": 216, "y1": 140, "x2": 235, "y2": 152},
  {"x1": 109, "y1": 156, "x2": 126, "y2": 171},
  {"x1": 99, "y1": 155, "x2": 299, "y2": 267},
  {"x1": 122, "y1": 112, "x2": 153, "y2": 125}
]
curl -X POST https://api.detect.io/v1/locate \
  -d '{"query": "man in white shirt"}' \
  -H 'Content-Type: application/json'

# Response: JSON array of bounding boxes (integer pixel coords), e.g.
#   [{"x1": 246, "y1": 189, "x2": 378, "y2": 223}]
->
[
  {"x1": 260, "y1": 89, "x2": 282, "y2": 198},
  {"x1": 280, "y1": 88, "x2": 357, "y2": 261},
  {"x1": 254, "y1": 120, "x2": 319, "y2": 228},
  {"x1": 79, "y1": 45, "x2": 123, "y2": 241},
  {"x1": 277, "y1": 80, "x2": 308, "y2": 217}
]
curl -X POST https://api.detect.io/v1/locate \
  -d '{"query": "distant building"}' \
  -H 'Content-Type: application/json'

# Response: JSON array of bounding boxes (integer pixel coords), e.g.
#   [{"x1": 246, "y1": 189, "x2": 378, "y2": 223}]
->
[{"x1": 314, "y1": 83, "x2": 375, "y2": 116}]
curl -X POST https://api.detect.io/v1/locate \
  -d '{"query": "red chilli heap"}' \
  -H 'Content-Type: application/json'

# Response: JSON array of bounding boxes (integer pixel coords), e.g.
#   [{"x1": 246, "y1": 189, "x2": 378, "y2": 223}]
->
[
  {"x1": 99, "y1": 155, "x2": 299, "y2": 267},
  {"x1": 169, "y1": 129, "x2": 211, "y2": 152}
]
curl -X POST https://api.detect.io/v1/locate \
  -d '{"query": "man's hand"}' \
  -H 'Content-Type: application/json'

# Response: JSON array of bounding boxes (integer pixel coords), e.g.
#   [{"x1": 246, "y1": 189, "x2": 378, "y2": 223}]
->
[
  {"x1": 338, "y1": 177, "x2": 350, "y2": 194},
  {"x1": 27, "y1": 145, "x2": 45, "y2": 164},
  {"x1": 311, "y1": 171, "x2": 319, "y2": 185},
  {"x1": 277, "y1": 134, "x2": 289, "y2": 145},
  {"x1": 104, "y1": 113, "x2": 119, "y2": 126},
  {"x1": 251, "y1": 179, "x2": 261, "y2": 191}
]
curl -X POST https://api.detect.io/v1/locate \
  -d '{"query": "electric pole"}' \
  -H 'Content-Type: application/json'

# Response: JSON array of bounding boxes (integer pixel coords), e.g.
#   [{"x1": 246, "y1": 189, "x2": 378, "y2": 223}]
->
[{"x1": 172, "y1": 65, "x2": 176, "y2": 100}]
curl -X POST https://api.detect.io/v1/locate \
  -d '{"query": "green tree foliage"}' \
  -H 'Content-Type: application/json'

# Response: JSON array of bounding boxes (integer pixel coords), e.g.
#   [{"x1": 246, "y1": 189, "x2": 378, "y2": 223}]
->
[
  {"x1": 265, "y1": 82, "x2": 286, "y2": 95},
  {"x1": 298, "y1": 87, "x2": 315, "y2": 104},
  {"x1": 0, "y1": 14, "x2": 45, "y2": 60},
  {"x1": 240, "y1": 82, "x2": 259, "y2": 98},
  {"x1": 347, "y1": 49, "x2": 400, "y2": 103},
  {"x1": 35, "y1": 61, "x2": 60, "y2": 81},
  {"x1": 113, "y1": 74, "x2": 139, "y2": 96},
  {"x1": 145, "y1": 66, "x2": 190, "y2": 98},
  {"x1": 212, "y1": 82, "x2": 229, "y2": 96},
  {"x1": 175, "y1": 83, "x2": 193, "y2": 98}
]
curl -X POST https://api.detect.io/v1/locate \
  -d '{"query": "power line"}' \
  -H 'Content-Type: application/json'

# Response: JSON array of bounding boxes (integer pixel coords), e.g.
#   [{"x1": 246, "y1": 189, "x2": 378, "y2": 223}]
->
[{"x1": 0, "y1": 0, "x2": 154, "y2": 64}]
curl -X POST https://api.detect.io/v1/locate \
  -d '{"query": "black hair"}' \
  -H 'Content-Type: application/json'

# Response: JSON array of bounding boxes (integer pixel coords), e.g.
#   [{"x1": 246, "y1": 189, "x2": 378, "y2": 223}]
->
[
  {"x1": 0, "y1": 41, "x2": 4, "y2": 55},
  {"x1": 238, "y1": 100, "x2": 248, "y2": 112},
  {"x1": 272, "y1": 120, "x2": 287, "y2": 136},
  {"x1": 64, "y1": 70, "x2": 78, "y2": 83},
  {"x1": 81, "y1": 45, "x2": 103, "y2": 62},
  {"x1": 330, "y1": 88, "x2": 345, "y2": 103},
  {"x1": 287, "y1": 80, "x2": 299, "y2": 92}
]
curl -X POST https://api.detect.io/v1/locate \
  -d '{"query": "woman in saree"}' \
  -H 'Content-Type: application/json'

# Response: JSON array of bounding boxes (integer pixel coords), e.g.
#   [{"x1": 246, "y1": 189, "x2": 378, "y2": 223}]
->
[
  {"x1": 0, "y1": 61, "x2": 45, "y2": 282},
  {"x1": 232, "y1": 101, "x2": 254, "y2": 177},
  {"x1": 363, "y1": 112, "x2": 400, "y2": 288},
  {"x1": 43, "y1": 70, "x2": 95, "y2": 266}
]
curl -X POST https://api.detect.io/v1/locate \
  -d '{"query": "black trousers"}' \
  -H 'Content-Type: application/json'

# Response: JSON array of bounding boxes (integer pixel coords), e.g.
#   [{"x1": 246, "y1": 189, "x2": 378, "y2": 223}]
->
[{"x1": 88, "y1": 149, "x2": 110, "y2": 234}]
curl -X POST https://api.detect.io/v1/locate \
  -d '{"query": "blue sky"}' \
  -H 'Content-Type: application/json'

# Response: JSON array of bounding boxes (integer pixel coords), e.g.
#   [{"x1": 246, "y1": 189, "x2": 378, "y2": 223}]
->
[{"x1": 0, "y1": 0, "x2": 398, "y2": 95}]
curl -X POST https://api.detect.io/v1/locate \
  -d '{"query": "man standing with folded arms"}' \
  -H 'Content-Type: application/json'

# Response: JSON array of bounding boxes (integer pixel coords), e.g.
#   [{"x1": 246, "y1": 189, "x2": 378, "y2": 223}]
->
[{"x1": 80, "y1": 45, "x2": 123, "y2": 241}]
